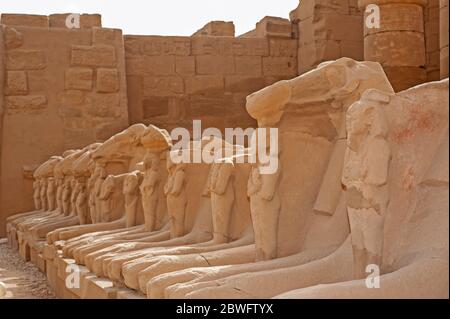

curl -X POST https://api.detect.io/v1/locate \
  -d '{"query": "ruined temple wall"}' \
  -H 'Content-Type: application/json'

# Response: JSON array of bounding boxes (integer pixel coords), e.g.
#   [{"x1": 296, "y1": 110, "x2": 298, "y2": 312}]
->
[
  {"x1": 124, "y1": 34, "x2": 298, "y2": 133},
  {"x1": 0, "y1": 14, "x2": 129, "y2": 236},
  {"x1": 290, "y1": 0, "x2": 364, "y2": 74}
]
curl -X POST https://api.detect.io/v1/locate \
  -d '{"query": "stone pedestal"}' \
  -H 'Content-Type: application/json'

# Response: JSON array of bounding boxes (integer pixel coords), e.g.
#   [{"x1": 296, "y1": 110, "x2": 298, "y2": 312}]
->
[
  {"x1": 441, "y1": 0, "x2": 449, "y2": 78},
  {"x1": 360, "y1": 0, "x2": 428, "y2": 91}
]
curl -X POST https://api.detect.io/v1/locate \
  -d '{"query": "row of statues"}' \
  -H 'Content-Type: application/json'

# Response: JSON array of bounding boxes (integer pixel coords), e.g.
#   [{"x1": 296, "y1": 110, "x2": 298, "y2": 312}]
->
[{"x1": 6, "y1": 58, "x2": 449, "y2": 298}]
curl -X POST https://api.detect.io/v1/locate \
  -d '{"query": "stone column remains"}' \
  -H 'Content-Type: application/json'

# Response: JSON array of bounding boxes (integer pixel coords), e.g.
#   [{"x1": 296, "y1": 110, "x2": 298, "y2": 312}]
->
[{"x1": 360, "y1": 0, "x2": 428, "y2": 91}]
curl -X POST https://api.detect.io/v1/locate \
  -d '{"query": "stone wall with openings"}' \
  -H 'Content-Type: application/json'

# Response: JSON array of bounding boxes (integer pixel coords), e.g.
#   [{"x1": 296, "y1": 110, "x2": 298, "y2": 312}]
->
[
  {"x1": 0, "y1": 14, "x2": 129, "y2": 236},
  {"x1": 124, "y1": 23, "x2": 298, "y2": 133}
]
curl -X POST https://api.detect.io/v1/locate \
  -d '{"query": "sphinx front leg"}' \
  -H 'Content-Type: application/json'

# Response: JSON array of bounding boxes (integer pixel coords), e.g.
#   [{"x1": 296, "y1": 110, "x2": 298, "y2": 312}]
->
[
  {"x1": 185, "y1": 238, "x2": 353, "y2": 299},
  {"x1": 274, "y1": 257, "x2": 449, "y2": 299}
]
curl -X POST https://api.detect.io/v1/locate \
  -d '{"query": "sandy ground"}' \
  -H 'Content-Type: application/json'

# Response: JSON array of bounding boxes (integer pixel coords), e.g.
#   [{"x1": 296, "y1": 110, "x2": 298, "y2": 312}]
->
[{"x1": 0, "y1": 238, "x2": 56, "y2": 299}]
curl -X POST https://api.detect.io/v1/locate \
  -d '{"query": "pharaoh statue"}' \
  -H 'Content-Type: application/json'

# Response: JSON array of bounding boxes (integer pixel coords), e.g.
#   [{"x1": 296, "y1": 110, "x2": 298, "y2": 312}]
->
[
  {"x1": 140, "y1": 153, "x2": 162, "y2": 232},
  {"x1": 165, "y1": 155, "x2": 188, "y2": 238}
]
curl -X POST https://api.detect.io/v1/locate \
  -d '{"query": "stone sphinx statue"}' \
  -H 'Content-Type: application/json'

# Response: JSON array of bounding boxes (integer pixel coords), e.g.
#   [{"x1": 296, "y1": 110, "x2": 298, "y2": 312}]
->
[{"x1": 148, "y1": 58, "x2": 398, "y2": 299}]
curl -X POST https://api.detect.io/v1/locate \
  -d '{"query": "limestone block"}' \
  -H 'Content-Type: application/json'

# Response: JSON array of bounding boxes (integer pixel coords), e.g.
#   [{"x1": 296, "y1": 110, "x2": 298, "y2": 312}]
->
[
  {"x1": 5, "y1": 95, "x2": 47, "y2": 114},
  {"x1": 191, "y1": 37, "x2": 269, "y2": 56},
  {"x1": 234, "y1": 56, "x2": 263, "y2": 76},
  {"x1": 0, "y1": 14, "x2": 49, "y2": 28},
  {"x1": 175, "y1": 56, "x2": 195, "y2": 75},
  {"x1": 4, "y1": 27, "x2": 23, "y2": 49},
  {"x1": 269, "y1": 39, "x2": 297, "y2": 57},
  {"x1": 263, "y1": 57, "x2": 297, "y2": 77},
  {"x1": 65, "y1": 68, "x2": 93, "y2": 91},
  {"x1": 96, "y1": 68, "x2": 120, "y2": 93},
  {"x1": 5, "y1": 71, "x2": 28, "y2": 95},
  {"x1": 143, "y1": 76, "x2": 184, "y2": 97},
  {"x1": 196, "y1": 55, "x2": 235, "y2": 75},
  {"x1": 185, "y1": 76, "x2": 224, "y2": 94},
  {"x1": 365, "y1": 4, "x2": 424, "y2": 36},
  {"x1": 71, "y1": 45, "x2": 116, "y2": 67},
  {"x1": 6, "y1": 50, "x2": 46, "y2": 70},
  {"x1": 364, "y1": 32, "x2": 426, "y2": 67},
  {"x1": 225, "y1": 76, "x2": 267, "y2": 93},
  {"x1": 142, "y1": 97, "x2": 170, "y2": 118}
]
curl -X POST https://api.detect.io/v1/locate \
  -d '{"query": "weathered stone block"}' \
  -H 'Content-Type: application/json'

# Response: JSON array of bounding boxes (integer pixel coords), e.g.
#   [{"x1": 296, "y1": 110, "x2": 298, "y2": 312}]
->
[
  {"x1": 192, "y1": 21, "x2": 235, "y2": 37},
  {"x1": 225, "y1": 76, "x2": 266, "y2": 93},
  {"x1": 263, "y1": 57, "x2": 297, "y2": 77},
  {"x1": 71, "y1": 45, "x2": 116, "y2": 67},
  {"x1": 4, "y1": 27, "x2": 23, "y2": 49},
  {"x1": 65, "y1": 68, "x2": 93, "y2": 91},
  {"x1": 93, "y1": 28, "x2": 121, "y2": 45},
  {"x1": 175, "y1": 56, "x2": 195, "y2": 75},
  {"x1": 188, "y1": 94, "x2": 233, "y2": 117},
  {"x1": 185, "y1": 76, "x2": 224, "y2": 94},
  {"x1": 96, "y1": 68, "x2": 119, "y2": 93},
  {"x1": 5, "y1": 71, "x2": 28, "y2": 96},
  {"x1": 5, "y1": 95, "x2": 47, "y2": 113},
  {"x1": 80, "y1": 14, "x2": 102, "y2": 28},
  {"x1": 143, "y1": 76, "x2": 184, "y2": 97},
  {"x1": 235, "y1": 56, "x2": 262, "y2": 76},
  {"x1": 1, "y1": 14, "x2": 48, "y2": 27},
  {"x1": 87, "y1": 93, "x2": 120, "y2": 117},
  {"x1": 191, "y1": 37, "x2": 269, "y2": 56},
  {"x1": 139, "y1": 36, "x2": 191, "y2": 56},
  {"x1": 95, "y1": 121, "x2": 129, "y2": 141},
  {"x1": 196, "y1": 55, "x2": 235, "y2": 75},
  {"x1": 6, "y1": 50, "x2": 46, "y2": 70},
  {"x1": 142, "y1": 97, "x2": 170, "y2": 118},
  {"x1": 269, "y1": 39, "x2": 297, "y2": 57},
  {"x1": 126, "y1": 56, "x2": 175, "y2": 75},
  {"x1": 57, "y1": 90, "x2": 85, "y2": 107}
]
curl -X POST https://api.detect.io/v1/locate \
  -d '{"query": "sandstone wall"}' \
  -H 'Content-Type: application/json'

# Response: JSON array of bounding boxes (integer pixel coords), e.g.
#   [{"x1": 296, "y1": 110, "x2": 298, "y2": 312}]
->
[
  {"x1": 425, "y1": 0, "x2": 441, "y2": 81},
  {"x1": 441, "y1": 0, "x2": 449, "y2": 78},
  {"x1": 290, "y1": 0, "x2": 364, "y2": 74},
  {"x1": 0, "y1": 14, "x2": 129, "y2": 236},
  {"x1": 124, "y1": 33, "x2": 298, "y2": 132}
]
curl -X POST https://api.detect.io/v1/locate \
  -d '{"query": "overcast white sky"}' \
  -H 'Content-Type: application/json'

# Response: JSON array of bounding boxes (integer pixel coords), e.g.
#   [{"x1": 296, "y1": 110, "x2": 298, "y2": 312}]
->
[{"x1": 0, "y1": 0, "x2": 299, "y2": 36}]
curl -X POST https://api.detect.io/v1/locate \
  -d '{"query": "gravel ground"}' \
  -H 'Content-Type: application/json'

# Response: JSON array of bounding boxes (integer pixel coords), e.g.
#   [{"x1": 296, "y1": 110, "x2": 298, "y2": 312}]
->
[{"x1": 0, "y1": 238, "x2": 56, "y2": 299}]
